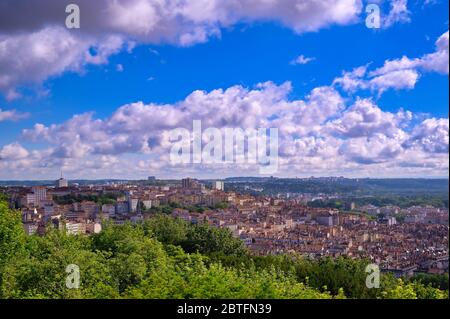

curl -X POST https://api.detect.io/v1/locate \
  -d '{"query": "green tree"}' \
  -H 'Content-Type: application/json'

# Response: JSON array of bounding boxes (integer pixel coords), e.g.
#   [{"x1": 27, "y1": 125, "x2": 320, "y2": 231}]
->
[
  {"x1": 0, "y1": 200, "x2": 27, "y2": 298},
  {"x1": 182, "y1": 223, "x2": 247, "y2": 256},
  {"x1": 143, "y1": 214, "x2": 187, "y2": 245},
  {"x1": 0, "y1": 201, "x2": 25, "y2": 264}
]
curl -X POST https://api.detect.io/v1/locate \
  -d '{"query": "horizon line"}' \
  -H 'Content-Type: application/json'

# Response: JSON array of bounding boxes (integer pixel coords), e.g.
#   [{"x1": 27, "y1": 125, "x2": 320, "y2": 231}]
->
[{"x1": 0, "y1": 176, "x2": 449, "y2": 182}]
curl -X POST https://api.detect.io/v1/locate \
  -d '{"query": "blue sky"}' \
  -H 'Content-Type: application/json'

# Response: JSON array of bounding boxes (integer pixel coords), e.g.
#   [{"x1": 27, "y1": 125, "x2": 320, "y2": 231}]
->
[{"x1": 0, "y1": 0, "x2": 448, "y2": 179}]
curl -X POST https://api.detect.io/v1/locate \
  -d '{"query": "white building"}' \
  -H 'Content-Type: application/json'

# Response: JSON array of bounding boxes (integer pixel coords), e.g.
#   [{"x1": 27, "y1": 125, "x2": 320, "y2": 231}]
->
[
  {"x1": 31, "y1": 186, "x2": 47, "y2": 206},
  {"x1": 57, "y1": 177, "x2": 68, "y2": 188},
  {"x1": 65, "y1": 222, "x2": 86, "y2": 235},
  {"x1": 213, "y1": 180, "x2": 225, "y2": 191},
  {"x1": 24, "y1": 193, "x2": 36, "y2": 206},
  {"x1": 142, "y1": 200, "x2": 153, "y2": 210},
  {"x1": 86, "y1": 222, "x2": 102, "y2": 234},
  {"x1": 128, "y1": 197, "x2": 139, "y2": 213}
]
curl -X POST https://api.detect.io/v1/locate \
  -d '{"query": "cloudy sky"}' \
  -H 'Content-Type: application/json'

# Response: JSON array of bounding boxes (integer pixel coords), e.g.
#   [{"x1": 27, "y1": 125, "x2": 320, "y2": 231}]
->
[{"x1": 0, "y1": 0, "x2": 448, "y2": 180}]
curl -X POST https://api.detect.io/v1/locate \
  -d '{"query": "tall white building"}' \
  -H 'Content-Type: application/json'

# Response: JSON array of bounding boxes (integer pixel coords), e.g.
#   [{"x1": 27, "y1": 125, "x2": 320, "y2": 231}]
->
[
  {"x1": 31, "y1": 186, "x2": 47, "y2": 206},
  {"x1": 213, "y1": 180, "x2": 225, "y2": 191},
  {"x1": 57, "y1": 178, "x2": 68, "y2": 188},
  {"x1": 56, "y1": 172, "x2": 68, "y2": 188},
  {"x1": 128, "y1": 197, "x2": 139, "y2": 213}
]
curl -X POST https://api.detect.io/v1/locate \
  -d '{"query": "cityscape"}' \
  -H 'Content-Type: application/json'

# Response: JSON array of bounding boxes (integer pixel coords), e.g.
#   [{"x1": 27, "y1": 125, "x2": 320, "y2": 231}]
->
[
  {"x1": 0, "y1": 0, "x2": 449, "y2": 306},
  {"x1": 2, "y1": 176, "x2": 448, "y2": 276}
]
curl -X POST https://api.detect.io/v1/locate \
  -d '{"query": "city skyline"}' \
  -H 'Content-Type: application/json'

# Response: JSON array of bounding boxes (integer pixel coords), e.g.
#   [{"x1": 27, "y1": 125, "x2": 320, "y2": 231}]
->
[
  {"x1": 0, "y1": 175, "x2": 449, "y2": 183},
  {"x1": 3, "y1": 173, "x2": 448, "y2": 286},
  {"x1": 0, "y1": 0, "x2": 449, "y2": 180}
]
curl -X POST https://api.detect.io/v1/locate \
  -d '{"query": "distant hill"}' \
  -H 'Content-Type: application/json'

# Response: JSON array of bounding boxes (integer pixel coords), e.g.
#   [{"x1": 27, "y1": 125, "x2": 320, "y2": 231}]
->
[
  {"x1": 1, "y1": 177, "x2": 448, "y2": 196},
  {"x1": 224, "y1": 177, "x2": 449, "y2": 196}
]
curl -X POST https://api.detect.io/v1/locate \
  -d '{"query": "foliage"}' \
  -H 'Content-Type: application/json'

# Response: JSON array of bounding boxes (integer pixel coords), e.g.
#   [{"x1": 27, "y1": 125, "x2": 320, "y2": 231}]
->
[
  {"x1": 408, "y1": 273, "x2": 449, "y2": 290},
  {"x1": 148, "y1": 204, "x2": 175, "y2": 215},
  {"x1": 310, "y1": 195, "x2": 449, "y2": 210},
  {"x1": 0, "y1": 201, "x2": 26, "y2": 265},
  {"x1": 182, "y1": 223, "x2": 247, "y2": 256},
  {"x1": 143, "y1": 214, "x2": 187, "y2": 245},
  {"x1": 227, "y1": 178, "x2": 449, "y2": 200},
  {"x1": 0, "y1": 201, "x2": 27, "y2": 297},
  {"x1": 53, "y1": 193, "x2": 120, "y2": 205},
  {"x1": 214, "y1": 202, "x2": 229, "y2": 210}
]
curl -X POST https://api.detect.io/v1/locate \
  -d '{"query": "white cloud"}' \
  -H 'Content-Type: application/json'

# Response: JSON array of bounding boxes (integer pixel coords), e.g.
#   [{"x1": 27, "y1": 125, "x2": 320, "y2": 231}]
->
[
  {"x1": 325, "y1": 98, "x2": 412, "y2": 138},
  {"x1": 369, "y1": 69, "x2": 420, "y2": 94},
  {"x1": 334, "y1": 66, "x2": 420, "y2": 95},
  {"x1": 420, "y1": 31, "x2": 449, "y2": 74},
  {"x1": 0, "y1": 26, "x2": 127, "y2": 100},
  {"x1": 370, "y1": 30, "x2": 449, "y2": 76},
  {"x1": 0, "y1": 0, "x2": 365, "y2": 97},
  {"x1": 290, "y1": 55, "x2": 316, "y2": 65},
  {"x1": 404, "y1": 118, "x2": 449, "y2": 153},
  {"x1": 0, "y1": 108, "x2": 30, "y2": 122},
  {"x1": 334, "y1": 31, "x2": 448, "y2": 95},
  {"x1": 0, "y1": 81, "x2": 445, "y2": 179},
  {"x1": 383, "y1": 0, "x2": 411, "y2": 28},
  {"x1": 332, "y1": 65, "x2": 368, "y2": 92},
  {"x1": 339, "y1": 134, "x2": 405, "y2": 164},
  {"x1": 0, "y1": 143, "x2": 30, "y2": 160}
]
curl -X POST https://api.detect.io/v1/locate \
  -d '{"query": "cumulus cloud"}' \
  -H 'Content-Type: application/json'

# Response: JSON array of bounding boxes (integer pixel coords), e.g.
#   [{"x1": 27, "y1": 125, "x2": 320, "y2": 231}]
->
[
  {"x1": 369, "y1": 69, "x2": 420, "y2": 94},
  {"x1": 332, "y1": 65, "x2": 368, "y2": 92},
  {"x1": 0, "y1": 143, "x2": 30, "y2": 160},
  {"x1": 0, "y1": 26, "x2": 126, "y2": 100},
  {"x1": 333, "y1": 31, "x2": 448, "y2": 95},
  {"x1": 0, "y1": 0, "x2": 364, "y2": 37},
  {"x1": 0, "y1": 81, "x2": 445, "y2": 179},
  {"x1": 339, "y1": 134, "x2": 405, "y2": 164},
  {"x1": 333, "y1": 66, "x2": 419, "y2": 94},
  {"x1": 0, "y1": 0, "x2": 365, "y2": 98},
  {"x1": 404, "y1": 118, "x2": 449, "y2": 153},
  {"x1": 325, "y1": 98, "x2": 412, "y2": 138},
  {"x1": 20, "y1": 81, "x2": 343, "y2": 157},
  {"x1": 370, "y1": 30, "x2": 449, "y2": 76}
]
